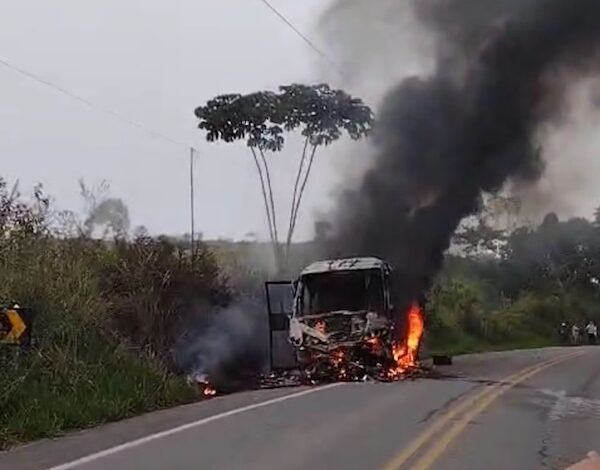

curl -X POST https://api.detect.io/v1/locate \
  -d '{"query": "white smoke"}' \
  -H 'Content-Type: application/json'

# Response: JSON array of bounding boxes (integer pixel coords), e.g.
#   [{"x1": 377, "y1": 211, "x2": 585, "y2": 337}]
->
[{"x1": 175, "y1": 303, "x2": 269, "y2": 392}]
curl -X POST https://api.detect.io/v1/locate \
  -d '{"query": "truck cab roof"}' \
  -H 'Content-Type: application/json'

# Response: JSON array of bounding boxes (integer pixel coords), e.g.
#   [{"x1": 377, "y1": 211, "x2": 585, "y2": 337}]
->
[{"x1": 299, "y1": 257, "x2": 392, "y2": 276}]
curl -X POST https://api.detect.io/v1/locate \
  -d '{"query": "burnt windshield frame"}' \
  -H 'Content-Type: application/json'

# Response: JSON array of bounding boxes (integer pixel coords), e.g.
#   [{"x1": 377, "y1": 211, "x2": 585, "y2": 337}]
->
[{"x1": 296, "y1": 268, "x2": 385, "y2": 316}]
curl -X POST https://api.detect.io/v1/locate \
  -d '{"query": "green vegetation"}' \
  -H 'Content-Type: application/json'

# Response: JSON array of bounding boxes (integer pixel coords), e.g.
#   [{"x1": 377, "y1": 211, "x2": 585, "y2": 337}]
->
[
  {"x1": 0, "y1": 180, "x2": 227, "y2": 449},
  {"x1": 426, "y1": 201, "x2": 600, "y2": 355},
  {"x1": 425, "y1": 276, "x2": 558, "y2": 355}
]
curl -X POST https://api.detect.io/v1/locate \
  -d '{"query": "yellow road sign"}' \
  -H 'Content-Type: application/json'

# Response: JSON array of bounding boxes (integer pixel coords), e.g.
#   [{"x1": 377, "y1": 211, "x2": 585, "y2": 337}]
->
[{"x1": 0, "y1": 308, "x2": 27, "y2": 345}]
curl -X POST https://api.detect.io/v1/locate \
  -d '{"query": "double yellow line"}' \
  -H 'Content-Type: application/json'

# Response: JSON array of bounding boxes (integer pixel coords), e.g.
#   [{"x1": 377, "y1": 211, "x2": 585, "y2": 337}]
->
[{"x1": 380, "y1": 350, "x2": 584, "y2": 470}]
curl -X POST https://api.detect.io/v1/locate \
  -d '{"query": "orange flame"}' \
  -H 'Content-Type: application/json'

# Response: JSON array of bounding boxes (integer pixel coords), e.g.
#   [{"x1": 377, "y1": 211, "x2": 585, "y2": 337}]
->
[
  {"x1": 389, "y1": 303, "x2": 425, "y2": 377},
  {"x1": 329, "y1": 349, "x2": 348, "y2": 379},
  {"x1": 330, "y1": 349, "x2": 345, "y2": 367},
  {"x1": 203, "y1": 384, "x2": 217, "y2": 397}
]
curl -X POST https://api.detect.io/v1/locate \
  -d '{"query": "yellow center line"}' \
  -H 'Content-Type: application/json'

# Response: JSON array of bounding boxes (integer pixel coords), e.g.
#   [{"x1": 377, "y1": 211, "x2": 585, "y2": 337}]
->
[
  {"x1": 411, "y1": 351, "x2": 583, "y2": 470},
  {"x1": 379, "y1": 351, "x2": 584, "y2": 470}
]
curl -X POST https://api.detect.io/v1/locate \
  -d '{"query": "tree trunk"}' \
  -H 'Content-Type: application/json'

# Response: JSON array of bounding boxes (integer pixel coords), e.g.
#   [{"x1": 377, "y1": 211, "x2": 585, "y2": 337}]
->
[
  {"x1": 258, "y1": 148, "x2": 282, "y2": 272},
  {"x1": 285, "y1": 137, "x2": 310, "y2": 261},
  {"x1": 286, "y1": 144, "x2": 318, "y2": 258},
  {"x1": 250, "y1": 148, "x2": 279, "y2": 267}
]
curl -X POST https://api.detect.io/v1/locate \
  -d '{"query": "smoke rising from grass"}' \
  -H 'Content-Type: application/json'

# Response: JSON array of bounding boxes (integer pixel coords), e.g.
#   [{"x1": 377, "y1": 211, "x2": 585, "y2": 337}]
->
[
  {"x1": 323, "y1": 0, "x2": 600, "y2": 309},
  {"x1": 175, "y1": 303, "x2": 268, "y2": 392}
]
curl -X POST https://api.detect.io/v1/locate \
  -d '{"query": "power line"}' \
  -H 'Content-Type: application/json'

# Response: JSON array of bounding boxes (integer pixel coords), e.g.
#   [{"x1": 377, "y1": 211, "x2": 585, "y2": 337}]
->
[
  {"x1": 258, "y1": 0, "x2": 343, "y2": 76},
  {"x1": 0, "y1": 56, "x2": 190, "y2": 149}
]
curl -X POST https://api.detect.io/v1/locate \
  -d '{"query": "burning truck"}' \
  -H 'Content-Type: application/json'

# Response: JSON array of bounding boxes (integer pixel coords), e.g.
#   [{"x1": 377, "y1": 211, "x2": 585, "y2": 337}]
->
[{"x1": 266, "y1": 257, "x2": 425, "y2": 381}]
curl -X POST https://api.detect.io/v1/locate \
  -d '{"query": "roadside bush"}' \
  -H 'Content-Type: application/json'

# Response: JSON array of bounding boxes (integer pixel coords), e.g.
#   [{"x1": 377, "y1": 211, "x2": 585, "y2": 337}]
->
[
  {"x1": 426, "y1": 277, "x2": 487, "y2": 353},
  {"x1": 101, "y1": 236, "x2": 231, "y2": 358},
  {"x1": 0, "y1": 180, "x2": 226, "y2": 449},
  {"x1": 425, "y1": 275, "x2": 559, "y2": 354}
]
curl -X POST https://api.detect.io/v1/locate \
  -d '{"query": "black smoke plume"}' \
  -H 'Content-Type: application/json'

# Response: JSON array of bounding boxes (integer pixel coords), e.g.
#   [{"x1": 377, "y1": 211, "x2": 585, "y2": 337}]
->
[{"x1": 326, "y1": 0, "x2": 600, "y2": 310}]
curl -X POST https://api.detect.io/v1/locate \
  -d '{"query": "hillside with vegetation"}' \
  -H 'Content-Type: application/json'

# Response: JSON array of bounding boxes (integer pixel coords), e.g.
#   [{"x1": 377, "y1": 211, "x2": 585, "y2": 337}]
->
[{"x1": 426, "y1": 203, "x2": 600, "y2": 355}]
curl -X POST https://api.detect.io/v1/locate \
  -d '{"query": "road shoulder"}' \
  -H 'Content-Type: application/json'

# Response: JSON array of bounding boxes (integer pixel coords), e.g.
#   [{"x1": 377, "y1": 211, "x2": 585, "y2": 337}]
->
[{"x1": 0, "y1": 386, "x2": 315, "y2": 470}]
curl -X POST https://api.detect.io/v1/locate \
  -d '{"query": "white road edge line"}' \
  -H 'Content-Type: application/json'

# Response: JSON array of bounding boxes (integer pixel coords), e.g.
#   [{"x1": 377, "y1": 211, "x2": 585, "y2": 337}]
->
[{"x1": 48, "y1": 383, "x2": 343, "y2": 470}]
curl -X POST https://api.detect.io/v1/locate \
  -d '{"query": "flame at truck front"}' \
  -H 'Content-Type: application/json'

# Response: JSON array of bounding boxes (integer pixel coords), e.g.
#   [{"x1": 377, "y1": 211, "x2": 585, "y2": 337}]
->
[{"x1": 388, "y1": 303, "x2": 425, "y2": 378}]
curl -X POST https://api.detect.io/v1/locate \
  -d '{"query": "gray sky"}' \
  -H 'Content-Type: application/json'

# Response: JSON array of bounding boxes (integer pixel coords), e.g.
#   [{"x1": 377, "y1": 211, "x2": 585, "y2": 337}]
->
[
  {"x1": 3, "y1": 0, "x2": 600, "y2": 242},
  {"x1": 0, "y1": 0, "x2": 341, "y2": 240}
]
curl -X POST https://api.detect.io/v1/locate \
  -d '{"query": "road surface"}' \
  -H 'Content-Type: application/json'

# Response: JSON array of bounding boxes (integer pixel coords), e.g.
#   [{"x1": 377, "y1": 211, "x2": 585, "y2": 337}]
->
[{"x1": 1, "y1": 347, "x2": 599, "y2": 470}]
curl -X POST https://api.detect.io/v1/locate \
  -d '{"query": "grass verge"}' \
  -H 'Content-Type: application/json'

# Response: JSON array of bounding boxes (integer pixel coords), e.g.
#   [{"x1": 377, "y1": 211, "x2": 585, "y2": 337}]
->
[
  {"x1": 0, "y1": 181, "x2": 219, "y2": 450},
  {"x1": 0, "y1": 343, "x2": 196, "y2": 449}
]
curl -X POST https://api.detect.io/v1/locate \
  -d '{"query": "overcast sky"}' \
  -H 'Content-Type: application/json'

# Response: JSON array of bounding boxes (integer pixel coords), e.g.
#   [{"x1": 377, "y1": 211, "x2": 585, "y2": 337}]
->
[
  {"x1": 4, "y1": 1, "x2": 600, "y2": 242},
  {"x1": 0, "y1": 0, "x2": 345, "y2": 241}
]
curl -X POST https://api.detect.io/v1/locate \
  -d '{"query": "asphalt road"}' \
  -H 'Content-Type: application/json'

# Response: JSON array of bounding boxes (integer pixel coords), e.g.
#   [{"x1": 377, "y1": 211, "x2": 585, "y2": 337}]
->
[{"x1": 1, "y1": 346, "x2": 598, "y2": 470}]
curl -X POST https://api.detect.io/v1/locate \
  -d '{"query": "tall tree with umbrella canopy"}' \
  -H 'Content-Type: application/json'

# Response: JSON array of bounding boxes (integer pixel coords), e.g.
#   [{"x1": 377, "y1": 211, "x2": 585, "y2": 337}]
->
[{"x1": 195, "y1": 83, "x2": 372, "y2": 272}]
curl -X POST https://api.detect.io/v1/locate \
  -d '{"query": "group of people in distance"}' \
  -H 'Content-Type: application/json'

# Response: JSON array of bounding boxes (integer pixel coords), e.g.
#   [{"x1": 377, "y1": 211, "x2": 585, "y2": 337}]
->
[{"x1": 559, "y1": 320, "x2": 598, "y2": 345}]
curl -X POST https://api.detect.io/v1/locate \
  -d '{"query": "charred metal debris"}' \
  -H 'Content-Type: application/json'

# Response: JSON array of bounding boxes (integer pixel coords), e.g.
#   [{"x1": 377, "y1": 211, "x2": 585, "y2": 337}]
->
[{"x1": 265, "y1": 257, "x2": 426, "y2": 386}]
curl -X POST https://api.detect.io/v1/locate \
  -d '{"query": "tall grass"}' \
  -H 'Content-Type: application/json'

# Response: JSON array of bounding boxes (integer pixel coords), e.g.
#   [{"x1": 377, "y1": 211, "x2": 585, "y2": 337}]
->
[{"x1": 0, "y1": 181, "x2": 225, "y2": 449}]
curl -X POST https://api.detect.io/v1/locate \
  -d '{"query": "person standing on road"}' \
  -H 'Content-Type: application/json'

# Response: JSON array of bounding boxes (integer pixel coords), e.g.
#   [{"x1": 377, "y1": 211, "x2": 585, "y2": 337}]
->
[
  {"x1": 559, "y1": 322, "x2": 569, "y2": 344},
  {"x1": 585, "y1": 321, "x2": 598, "y2": 345},
  {"x1": 571, "y1": 323, "x2": 581, "y2": 345}
]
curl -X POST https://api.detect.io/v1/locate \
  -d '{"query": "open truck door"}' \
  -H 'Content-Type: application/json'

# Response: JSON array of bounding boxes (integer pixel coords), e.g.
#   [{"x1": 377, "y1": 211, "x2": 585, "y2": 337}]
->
[{"x1": 265, "y1": 281, "x2": 297, "y2": 371}]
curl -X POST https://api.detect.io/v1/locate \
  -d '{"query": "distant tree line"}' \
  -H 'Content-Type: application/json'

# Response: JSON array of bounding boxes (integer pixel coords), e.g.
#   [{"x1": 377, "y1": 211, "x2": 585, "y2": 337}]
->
[{"x1": 427, "y1": 197, "x2": 600, "y2": 354}]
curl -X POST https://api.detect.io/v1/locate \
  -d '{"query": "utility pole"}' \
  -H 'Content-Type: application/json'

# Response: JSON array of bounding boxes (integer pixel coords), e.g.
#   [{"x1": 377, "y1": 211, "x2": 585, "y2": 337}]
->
[{"x1": 190, "y1": 147, "x2": 196, "y2": 262}]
